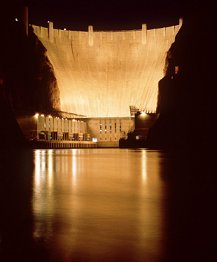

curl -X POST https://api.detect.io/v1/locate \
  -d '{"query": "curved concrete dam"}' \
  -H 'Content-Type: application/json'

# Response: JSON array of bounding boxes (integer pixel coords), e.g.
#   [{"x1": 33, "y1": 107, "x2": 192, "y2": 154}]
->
[{"x1": 32, "y1": 21, "x2": 182, "y2": 117}]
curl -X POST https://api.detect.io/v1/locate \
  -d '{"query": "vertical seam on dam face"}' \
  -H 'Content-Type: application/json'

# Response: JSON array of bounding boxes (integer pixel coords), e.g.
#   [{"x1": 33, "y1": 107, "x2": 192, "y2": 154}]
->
[{"x1": 32, "y1": 22, "x2": 181, "y2": 118}]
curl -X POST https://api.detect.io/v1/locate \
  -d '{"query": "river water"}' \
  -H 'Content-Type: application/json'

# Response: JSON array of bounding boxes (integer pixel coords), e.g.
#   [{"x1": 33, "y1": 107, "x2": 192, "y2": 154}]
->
[{"x1": 0, "y1": 148, "x2": 217, "y2": 261}]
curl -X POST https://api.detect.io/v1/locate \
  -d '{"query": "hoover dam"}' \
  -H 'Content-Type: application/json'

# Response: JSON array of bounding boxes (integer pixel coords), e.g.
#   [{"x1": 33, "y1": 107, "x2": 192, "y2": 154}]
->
[{"x1": 32, "y1": 20, "x2": 182, "y2": 118}]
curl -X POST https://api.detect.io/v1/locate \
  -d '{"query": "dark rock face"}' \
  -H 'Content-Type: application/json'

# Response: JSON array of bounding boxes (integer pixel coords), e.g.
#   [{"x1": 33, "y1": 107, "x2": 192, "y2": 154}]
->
[
  {"x1": 147, "y1": 3, "x2": 217, "y2": 149},
  {"x1": 0, "y1": 85, "x2": 28, "y2": 149},
  {"x1": 0, "y1": 20, "x2": 60, "y2": 114},
  {"x1": 27, "y1": 26, "x2": 61, "y2": 113},
  {"x1": 0, "y1": 6, "x2": 60, "y2": 148}
]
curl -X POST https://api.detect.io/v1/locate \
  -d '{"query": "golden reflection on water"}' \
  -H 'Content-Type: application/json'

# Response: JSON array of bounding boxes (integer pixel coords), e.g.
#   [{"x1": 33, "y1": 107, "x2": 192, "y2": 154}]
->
[{"x1": 33, "y1": 149, "x2": 166, "y2": 261}]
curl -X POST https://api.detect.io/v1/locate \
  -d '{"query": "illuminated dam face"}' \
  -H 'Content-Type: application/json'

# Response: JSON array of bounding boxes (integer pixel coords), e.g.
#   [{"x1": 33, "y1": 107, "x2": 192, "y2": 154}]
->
[{"x1": 32, "y1": 22, "x2": 181, "y2": 117}]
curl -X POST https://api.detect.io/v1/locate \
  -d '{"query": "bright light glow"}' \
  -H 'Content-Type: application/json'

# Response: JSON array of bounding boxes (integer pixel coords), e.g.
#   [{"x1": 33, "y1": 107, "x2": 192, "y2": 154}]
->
[
  {"x1": 48, "y1": 150, "x2": 53, "y2": 188},
  {"x1": 34, "y1": 150, "x2": 41, "y2": 188},
  {"x1": 41, "y1": 114, "x2": 44, "y2": 117},
  {"x1": 141, "y1": 150, "x2": 147, "y2": 183},
  {"x1": 15, "y1": 18, "x2": 18, "y2": 22},
  {"x1": 34, "y1": 113, "x2": 39, "y2": 118},
  {"x1": 64, "y1": 28, "x2": 66, "y2": 30},
  {"x1": 140, "y1": 112, "x2": 147, "y2": 117},
  {"x1": 92, "y1": 137, "x2": 97, "y2": 142}
]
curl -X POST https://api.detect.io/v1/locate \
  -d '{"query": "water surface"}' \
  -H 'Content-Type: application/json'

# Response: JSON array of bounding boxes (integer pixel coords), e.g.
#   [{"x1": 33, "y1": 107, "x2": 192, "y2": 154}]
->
[
  {"x1": 1, "y1": 148, "x2": 217, "y2": 261},
  {"x1": 33, "y1": 149, "x2": 167, "y2": 261}
]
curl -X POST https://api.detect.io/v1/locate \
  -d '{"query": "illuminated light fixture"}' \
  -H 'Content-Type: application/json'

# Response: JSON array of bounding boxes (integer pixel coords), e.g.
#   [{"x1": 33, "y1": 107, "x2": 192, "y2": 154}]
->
[
  {"x1": 64, "y1": 28, "x2": 66, "y2": 31},
  {"x1": 140, "y1": 111, "x2": 146, "y2": 117},
  {"x1": 15, "y1": 18, "x2": 18, "y2": 22},
  {"x1": 92, "y1": 137, "x2": 97, "y2": 142},
  {"x1": 48, "y1": 115, "x2": 52, "y2": 118},
  {"x1": 34, "y1": 113, "x2": 39, "y2": 118},
  {"x1": 41, "y1": 114, "x2": 44, "y2": 117},
  {"x1": 48, "y1": 21, "x2": 50, "y2": 23}
]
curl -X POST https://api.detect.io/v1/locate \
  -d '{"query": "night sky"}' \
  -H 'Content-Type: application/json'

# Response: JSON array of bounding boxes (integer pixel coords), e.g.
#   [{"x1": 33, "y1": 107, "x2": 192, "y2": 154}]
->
[{"x1": 7, "y1": 0, "x2": 195, "y2": 30}]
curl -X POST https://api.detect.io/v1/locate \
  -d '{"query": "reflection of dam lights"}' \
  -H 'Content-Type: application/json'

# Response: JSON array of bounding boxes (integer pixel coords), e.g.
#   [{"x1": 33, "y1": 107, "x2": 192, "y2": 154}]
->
[
  {"x1": 34, "y1": 150, "x2": 46, "y2": 189},
  {"x1": 34, "y1": 150, "x2": 53, "y2": 190},
  {"x1": 41, "y1": 153, "x2": 46, "y2": 173},
  {"x1": 34, "y1": 150, "x2": 41, "y2": 188},
  {"x1": 48, "y1": 150, "x2": 53, "y2": 189},
  {"x1": 141, "y1": 150, "x2": 147, "y2": 183},
  {"x1": 72, "y1": 150, "x2": 77, "y2": 184}
]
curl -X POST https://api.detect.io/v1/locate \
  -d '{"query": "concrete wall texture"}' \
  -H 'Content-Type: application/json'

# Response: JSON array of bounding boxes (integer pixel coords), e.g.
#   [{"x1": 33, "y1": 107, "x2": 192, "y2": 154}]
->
[{"x1": 32, "y1": 21, "x2": 182, "y2": 117}]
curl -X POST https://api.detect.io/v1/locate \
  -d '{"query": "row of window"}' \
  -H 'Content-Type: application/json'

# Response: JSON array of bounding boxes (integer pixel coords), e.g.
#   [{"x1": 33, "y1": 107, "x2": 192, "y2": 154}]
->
[
  {"x1": 99, "y1": 137, "x2": 118, "y2": 141},
  {"x1": 38, "y1": 117, "x2": 86, "y2": 134},
  {"x1": 99, "y1": 123, "x2": 122, "y2": 133}
]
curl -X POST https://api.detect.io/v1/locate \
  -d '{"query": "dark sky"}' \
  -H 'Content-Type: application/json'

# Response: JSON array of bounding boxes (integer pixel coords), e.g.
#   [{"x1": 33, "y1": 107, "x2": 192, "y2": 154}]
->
[
  {"x1": 4, "y1": 0, "x2": 195, "y2": 30},
  {"x1": 27, "y1": 0, "x2": 190, "y2": 30}
]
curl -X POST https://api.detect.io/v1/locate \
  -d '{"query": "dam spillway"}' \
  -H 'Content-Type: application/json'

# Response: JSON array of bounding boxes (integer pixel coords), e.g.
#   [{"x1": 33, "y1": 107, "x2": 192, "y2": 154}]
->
[{"x1": 32, "y1": 22, "x2": 181, "y2": 117}]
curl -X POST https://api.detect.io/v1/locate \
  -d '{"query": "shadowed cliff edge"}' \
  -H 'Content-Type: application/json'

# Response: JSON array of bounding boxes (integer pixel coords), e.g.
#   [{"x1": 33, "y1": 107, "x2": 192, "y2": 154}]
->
[
  {"x1": 0, "y1": 5, "x2": 60, "y2": 149},
  {"x1": 147, "y1": 3, "x2": 217, "y2": 150}
]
